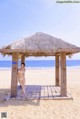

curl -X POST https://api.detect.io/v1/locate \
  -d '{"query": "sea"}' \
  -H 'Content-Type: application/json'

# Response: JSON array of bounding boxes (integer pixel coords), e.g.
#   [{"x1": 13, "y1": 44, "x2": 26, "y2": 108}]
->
[{"x1": 0, "y1": 60, "x2": 80, "y2": 69}]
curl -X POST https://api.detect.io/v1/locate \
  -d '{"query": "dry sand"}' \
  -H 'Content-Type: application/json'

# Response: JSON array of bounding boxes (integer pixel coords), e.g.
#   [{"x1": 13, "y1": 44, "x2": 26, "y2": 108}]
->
[{"x1": 0, "y1": 68, "x2": 80, "y2": 119}]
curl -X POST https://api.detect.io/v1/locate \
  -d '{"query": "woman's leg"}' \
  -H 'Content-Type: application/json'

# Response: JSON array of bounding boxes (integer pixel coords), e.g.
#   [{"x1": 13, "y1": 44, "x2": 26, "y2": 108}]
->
[
  {"x1": 18, "y1": 79, "x2": 27, "y2": 98},
  {"x1": 21, "y1": 79, "x2": 25, "y2": 93},
  {"x1": 21, "y1": 82, "x2": 26, "y2": 97}
]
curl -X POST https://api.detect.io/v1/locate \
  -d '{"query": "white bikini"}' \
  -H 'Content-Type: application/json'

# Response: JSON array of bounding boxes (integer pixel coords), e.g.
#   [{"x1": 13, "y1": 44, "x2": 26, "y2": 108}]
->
[{"x1": 17, "y1": 69, "x2": 25, "y2": 81}]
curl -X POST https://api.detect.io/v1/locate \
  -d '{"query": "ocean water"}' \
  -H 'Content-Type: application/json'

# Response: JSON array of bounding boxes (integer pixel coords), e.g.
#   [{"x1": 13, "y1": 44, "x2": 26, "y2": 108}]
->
[{"x1": 0, "y1": 60, "x2": 80, "y2": 68}]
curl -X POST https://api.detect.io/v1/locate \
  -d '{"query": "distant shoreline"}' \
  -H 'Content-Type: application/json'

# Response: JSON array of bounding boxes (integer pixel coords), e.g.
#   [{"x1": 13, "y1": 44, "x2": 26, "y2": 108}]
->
[
  {"x1": 0, "y1": 66, "x2": 80, "y2": 70},
  {"x1": 0, "y1": 60, "x2": 80, "y2": 67}
]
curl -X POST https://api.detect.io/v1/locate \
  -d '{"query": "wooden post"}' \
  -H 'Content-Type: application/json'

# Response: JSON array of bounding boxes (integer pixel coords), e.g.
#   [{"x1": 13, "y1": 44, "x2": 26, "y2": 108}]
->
[
  {"x1": 11, "y1": 53, "x2": 18, "y2": 97},
  {"x1": 21, "y1": 55, "x2": 25, "y2": 64},
  {"x1": 60, "y1": 52, "x2": 67, "y2": 97},
  {"x1": 55, "y1": 55, "x2": 59, "y2": 86}
]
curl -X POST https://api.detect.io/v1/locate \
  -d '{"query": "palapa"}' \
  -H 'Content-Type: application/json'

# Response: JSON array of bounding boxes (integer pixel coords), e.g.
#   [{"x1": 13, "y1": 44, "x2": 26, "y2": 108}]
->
[
  {"x1": 0, "y1": 32, "x2": 80, "y2": 56},
  {"x1": 0, "y1": 32, "x2": 80, "y2": 99}
]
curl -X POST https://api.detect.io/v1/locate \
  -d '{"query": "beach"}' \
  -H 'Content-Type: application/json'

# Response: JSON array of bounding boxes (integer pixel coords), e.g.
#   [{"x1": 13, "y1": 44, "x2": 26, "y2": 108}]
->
[{"x1": 0, "y1": 68, "x2": 80, "y2": 119}]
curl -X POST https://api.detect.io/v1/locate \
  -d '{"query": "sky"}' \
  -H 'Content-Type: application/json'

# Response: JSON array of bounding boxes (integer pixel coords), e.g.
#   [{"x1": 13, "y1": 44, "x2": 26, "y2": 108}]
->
[{"x1": 0, "y1": 0, "x2": 80, "y2": 60}]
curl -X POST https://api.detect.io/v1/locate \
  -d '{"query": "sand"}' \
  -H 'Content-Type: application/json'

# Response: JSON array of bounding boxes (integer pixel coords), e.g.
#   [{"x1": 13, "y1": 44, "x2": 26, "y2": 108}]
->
[{"x1": 0, "y1": 68, "x2": 80, "y2": 119}]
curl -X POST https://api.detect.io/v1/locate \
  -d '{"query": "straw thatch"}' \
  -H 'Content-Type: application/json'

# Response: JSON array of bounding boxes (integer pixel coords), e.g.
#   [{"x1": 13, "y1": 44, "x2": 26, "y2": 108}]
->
[{"x1": 0, "y1": 32, "x2": 80, "y2": 56}]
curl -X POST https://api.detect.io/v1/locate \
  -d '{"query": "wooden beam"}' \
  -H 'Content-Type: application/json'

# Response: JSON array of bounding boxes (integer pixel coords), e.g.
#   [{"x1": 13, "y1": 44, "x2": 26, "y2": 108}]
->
[
  {"x1": 1, "y1": 48, "x2": 80, "y2": 53},
  {"x1": 60, "y1": 52, "x2": 67, "y2": 96},
  {"x1": 55, "y1": 55, "x2": 59, "y2": 86},
  {"x1": 21, "y1": 55, "x2": 25, "y2": 64},
  {"x1": 11, "y1": 53, "x2": 18, "y2": 97}
]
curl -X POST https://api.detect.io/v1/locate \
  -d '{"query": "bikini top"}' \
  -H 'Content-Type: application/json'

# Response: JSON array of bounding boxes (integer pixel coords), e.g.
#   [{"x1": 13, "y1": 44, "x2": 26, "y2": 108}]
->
[{"x1": 18, "y1": 69, "x2": 25, "y2": 75}]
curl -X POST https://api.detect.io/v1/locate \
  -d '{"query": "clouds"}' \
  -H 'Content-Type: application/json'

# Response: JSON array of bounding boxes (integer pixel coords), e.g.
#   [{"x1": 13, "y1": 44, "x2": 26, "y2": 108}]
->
[{"x1": 0, "y1": 0, "x2": 80, "y2": 59}]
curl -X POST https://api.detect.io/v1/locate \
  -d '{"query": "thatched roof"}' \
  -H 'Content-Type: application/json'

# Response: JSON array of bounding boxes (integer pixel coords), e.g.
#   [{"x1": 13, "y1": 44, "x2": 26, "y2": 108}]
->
[{"x1": 0, "y1": 32, "x2": 80, "y2": 56}]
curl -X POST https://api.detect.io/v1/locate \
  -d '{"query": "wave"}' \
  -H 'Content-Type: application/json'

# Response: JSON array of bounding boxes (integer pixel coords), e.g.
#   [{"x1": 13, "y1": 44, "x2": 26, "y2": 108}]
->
[{"x1": 0, "y1": 66, "x2": 80, "y2": 70}]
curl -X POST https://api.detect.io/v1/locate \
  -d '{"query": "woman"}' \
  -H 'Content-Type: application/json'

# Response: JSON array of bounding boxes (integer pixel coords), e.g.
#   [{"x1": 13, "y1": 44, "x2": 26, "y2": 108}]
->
[{"x1": 17, "y1": 63, "x2": 27, "y2": 98}]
